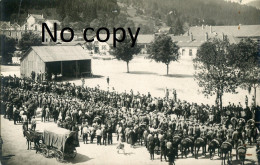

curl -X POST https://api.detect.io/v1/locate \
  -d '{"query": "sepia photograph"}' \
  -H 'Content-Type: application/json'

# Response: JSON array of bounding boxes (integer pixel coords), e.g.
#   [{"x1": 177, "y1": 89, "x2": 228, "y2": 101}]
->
[{"x1": 0, "y1": 0, "x2": 260, "y2": 164}]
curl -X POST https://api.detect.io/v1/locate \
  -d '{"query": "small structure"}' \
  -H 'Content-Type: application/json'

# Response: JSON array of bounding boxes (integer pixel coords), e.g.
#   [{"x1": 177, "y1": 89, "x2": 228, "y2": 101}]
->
[{"x1": 20, "y1": 46, "x2": 92, "y2": 79}]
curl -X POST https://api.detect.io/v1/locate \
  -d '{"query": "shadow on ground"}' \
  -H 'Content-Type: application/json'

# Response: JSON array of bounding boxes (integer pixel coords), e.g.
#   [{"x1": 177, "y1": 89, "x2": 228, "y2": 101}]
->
[
  {"x1": 55, "y1": 75, "x2": 104, "y2": 82},
  {"x1": 69, "y1": 153, "x2": 93, "y2": 164},
  {"x1": 0, "y1": 154, "x2": 16, "y2": 165},
  {"x1": 0, "y1": 154, "x2": 15, "y2": 160},
  {"x1": 163, "y1": 74, "x2": 193, "y2": 78},
  {"x1": 128, "y1": 71, "x2": 158, "y2": 75}
]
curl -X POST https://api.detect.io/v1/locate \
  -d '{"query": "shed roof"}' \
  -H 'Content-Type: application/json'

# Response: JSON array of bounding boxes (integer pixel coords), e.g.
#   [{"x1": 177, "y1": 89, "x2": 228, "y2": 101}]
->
[{"x1": 21, "y1": 46, "x2": 91, "y2": 62}]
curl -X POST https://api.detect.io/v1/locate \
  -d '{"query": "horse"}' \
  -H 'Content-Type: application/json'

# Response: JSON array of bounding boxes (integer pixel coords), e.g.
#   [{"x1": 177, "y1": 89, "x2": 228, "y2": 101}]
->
[
  {"x1": 236, "y1": 145, "x2": 246, "y2": 165},
  {"x1": 220, "y1": 140, "x2": 233, "y2": 165},
  {"x1": 136, "y1": 126, "x2": 145, "y2": 145},
  {"x1": 194, "y1": 137, "x2": 206, "y2": 159},
  {"x1": 24, "y1": 129, "x2": 43, "y2": 152},
  {"x1": 160, "y1": 140, "x2": 167, "y2": 162},
  {"x1": 208, "y1": 139, "x2": 221, "y2": 160},
  {"x1": 180, "y1": 137, "x2": 194, "y2": 158},
  {"x1": 172, "y1": 135, "x2": 182, "y2": 159}
]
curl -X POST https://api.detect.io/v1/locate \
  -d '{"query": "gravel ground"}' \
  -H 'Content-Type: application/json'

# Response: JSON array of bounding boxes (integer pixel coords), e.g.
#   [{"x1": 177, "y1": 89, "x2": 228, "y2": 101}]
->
[{"x1": 1, "y1": 57, "x2": 259, "y2": 106}]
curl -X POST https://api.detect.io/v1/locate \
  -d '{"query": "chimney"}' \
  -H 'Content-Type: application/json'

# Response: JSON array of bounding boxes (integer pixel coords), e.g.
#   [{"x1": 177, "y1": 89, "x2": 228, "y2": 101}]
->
[
  {"x1": 205, "y1": 32, "x2": 208, "y2": 41},
  {"x1": 210, "y1": 25, "x2": 212, "y2": 33},
  {"x1": 190, "y1": 32, "x2": 193, "y2": 41},
  {"x1": 202, "y1": 24, "x2": 204, "y2": 30}
]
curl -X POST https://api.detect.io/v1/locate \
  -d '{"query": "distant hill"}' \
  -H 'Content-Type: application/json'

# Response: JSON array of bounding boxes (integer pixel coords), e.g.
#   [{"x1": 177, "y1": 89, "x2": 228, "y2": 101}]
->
[
  {"x1": 119, "y1": 0, "x2": 260, "y2": 26},
  {"x1": 247, "y1": 0, "x2": 260, "y2": 9},
  {"x1": 1, "y1": 0, "x2": 259, "y2": 34}
]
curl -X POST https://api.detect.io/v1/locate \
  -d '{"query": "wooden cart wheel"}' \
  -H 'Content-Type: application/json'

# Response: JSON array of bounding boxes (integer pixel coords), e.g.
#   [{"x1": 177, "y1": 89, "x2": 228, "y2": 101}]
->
[
  {"x1": 42, "y1": 148, "x2": 48, "y2": 158},
  {"x1": 56, "y1": 150, "x2": 64, "y2": 162}
]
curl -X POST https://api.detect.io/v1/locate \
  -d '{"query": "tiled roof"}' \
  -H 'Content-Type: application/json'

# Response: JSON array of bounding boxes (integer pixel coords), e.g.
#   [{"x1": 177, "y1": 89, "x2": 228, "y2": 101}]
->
[
  {"x1": 30, "y1": 14, "x2": 44, "y2": 20},
  {"x1": 170, "y1": 34, "x2": 239, "y2": 47},
  {"x1": 137, "y1": 34, "x2": 154, "y2": 44},
  {"x1": 186, "y1": 25, "x2": 260, "y2": 37},
  {"x1": 95, "y1": 34, "x2": 154, "y2": 45},
  {"x1": 21, "y1": 46, "x2": 91, "y2": 62}
]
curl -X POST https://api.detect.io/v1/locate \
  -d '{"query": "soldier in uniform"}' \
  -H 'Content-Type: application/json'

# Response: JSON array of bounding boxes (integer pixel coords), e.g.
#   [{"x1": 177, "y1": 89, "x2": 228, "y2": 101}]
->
[
  {"x1": 148, "y1": 133, "x2": 155, "y2": 160},
  {"x1": 82, "y1": 123, "x2": 89, "y2": 144},
  {"x1": 195, "y1": 124, "x2": 201, "y2": 139},
  {"x1": 107, "y1": 125, "x2": 113, "y2": 145},
  {"x1": 188, "y1": 123, "x2": 194, "y2": 136},
  {"x1": 13, "y1": 106, "x2": 19, "y2": 125},
  {"x1": 232, "y1": 128, "x2": 239, "y2": 148},
  {"x1": 227, "y1": 125, "x2": 234, "y2": 140}
]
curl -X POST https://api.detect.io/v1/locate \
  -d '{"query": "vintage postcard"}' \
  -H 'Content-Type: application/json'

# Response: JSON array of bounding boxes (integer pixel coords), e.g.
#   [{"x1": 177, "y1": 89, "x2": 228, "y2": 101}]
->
[{"x1": 0, "y1": 0, "x2": 259, "y2": 165}]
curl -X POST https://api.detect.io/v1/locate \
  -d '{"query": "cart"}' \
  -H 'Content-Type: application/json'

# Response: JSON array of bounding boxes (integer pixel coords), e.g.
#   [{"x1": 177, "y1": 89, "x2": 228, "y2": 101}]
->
[{"x1": 42, "y1": 125, "x2": 79, "y2": 162}]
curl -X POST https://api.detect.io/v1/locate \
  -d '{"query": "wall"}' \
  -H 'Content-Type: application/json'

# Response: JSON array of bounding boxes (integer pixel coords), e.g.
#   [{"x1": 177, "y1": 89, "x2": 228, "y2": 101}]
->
[
  {"x1": 93, "y1": 37, "x2": 110, "y2": 55},
  {"x1": 179, "y1": 47, "x2": 198, "y2": 61},
  {"x1": 20, "y1": 50, "x2": 45, "y2": 77},
  {"x1": 27, "y1": 16, "x2": 36, "y2": 28}
]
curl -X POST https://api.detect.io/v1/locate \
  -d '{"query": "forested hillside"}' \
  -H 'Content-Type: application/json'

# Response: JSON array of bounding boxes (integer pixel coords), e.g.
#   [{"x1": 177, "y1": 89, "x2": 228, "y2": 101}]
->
[
  {"x1": 1, "y1": 0, "x2": 121, "y2": 30},
  {"x1": 1, "y1": 0, "x2": 259, "y2": 33},
  {"x1": 119, "y1": 0, "x2": 260, "y2": 26}
]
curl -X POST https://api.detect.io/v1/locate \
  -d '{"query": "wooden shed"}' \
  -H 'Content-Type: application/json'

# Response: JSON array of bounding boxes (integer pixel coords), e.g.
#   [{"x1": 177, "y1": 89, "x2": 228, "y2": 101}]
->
[{"x1": 20, "y1": 46, "x2": 92, "y2": 79}]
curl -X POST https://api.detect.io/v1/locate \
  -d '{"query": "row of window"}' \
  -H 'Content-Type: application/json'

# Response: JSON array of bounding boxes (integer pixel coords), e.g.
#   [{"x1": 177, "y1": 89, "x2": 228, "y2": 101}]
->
[{"x1": 182, "y1": 49, "x2": 193, "y2": 56}]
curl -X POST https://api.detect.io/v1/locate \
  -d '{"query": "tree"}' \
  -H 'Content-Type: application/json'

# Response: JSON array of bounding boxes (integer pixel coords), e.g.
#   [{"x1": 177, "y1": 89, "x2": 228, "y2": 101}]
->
[
  {"x1": 19, "y1": 32, "x2": 42, "y2": 53},
  {"x1": 0, "y1": 35, "x2": 16, "y2": 64},
  {"x1": 228, "y1": 38, "x2": 259, "y2": 106},
  {"x1": 169, "y1": 18, "x2": 184, "y2": 35},
  {"x1": 193, "y1": 38, "x2": 239, "y2": 110},
  {"x1": 148, "y1": 35, "x2": 179, "y2": 75},
  {"x1": 110, "y1": 35, "x2": 141, "y2": 73}
]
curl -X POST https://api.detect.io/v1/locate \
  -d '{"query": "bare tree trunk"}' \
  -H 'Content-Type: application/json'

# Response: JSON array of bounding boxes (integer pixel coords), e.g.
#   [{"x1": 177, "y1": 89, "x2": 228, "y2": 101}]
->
[
  {"x1": 219, "y1": 94, "x2": 223, "y2": 111},
  {"x1": 254, "y1": 86, "x2": 256, "y2": 106},
  {"x1": 166, "y1": 64, "x2": 169, "y2": 75},
  {"x1": 127, "y1": 61, "x2": 129, "y2": 73}
]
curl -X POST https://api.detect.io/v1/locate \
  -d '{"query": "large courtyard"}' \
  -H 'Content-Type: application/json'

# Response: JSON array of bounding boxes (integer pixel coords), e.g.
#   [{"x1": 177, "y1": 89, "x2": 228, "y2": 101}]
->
[
  {"x1": 1, "y1": 56, "x2": 259, "y2": 107},
  {"x1": 1, "y1": 57, "x2": 259, "y2": 165}
]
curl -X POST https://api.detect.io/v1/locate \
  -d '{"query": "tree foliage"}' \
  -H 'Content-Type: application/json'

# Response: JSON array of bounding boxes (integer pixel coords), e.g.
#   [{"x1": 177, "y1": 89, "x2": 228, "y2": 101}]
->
[
  {"x1": 19, "y1": 32, "x2": 42, "y2": 52},
  {"x1": 194, "y1": 38, "x2": 240, "y2": 109},
  {"x1": 1, "y1": 0, "x2": 120, "y2": 30},
  {"x1": 148, "y1": 35, "x2": 179, "y2": 75},
  {"x1": 110, "y1": 35, "x2": 141, "y2": 73},
  {"x1": 0, "y1": 35, "x2": 16, "y2": 64},
  {"x1": 228, "y1": 38, "x2": 259, "y2": 106},
  {"x1": 169, "y1": 18, "x2": 184, "y2": 35}
]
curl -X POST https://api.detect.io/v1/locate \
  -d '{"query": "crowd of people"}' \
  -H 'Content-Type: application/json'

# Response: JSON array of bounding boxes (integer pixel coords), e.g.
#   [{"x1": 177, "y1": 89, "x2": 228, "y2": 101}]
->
[{"x1": 1, "y1": 74, "x2": 259, "y2": 164}]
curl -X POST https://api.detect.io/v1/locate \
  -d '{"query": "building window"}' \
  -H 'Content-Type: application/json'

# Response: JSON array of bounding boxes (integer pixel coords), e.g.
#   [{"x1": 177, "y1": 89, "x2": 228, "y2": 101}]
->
[
  {"x1": 182, "y1": 49, "x2": 185, "y2": 55},
  {"x1": 189, "y1": 49, "x2": 192, "y2": 56}
]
